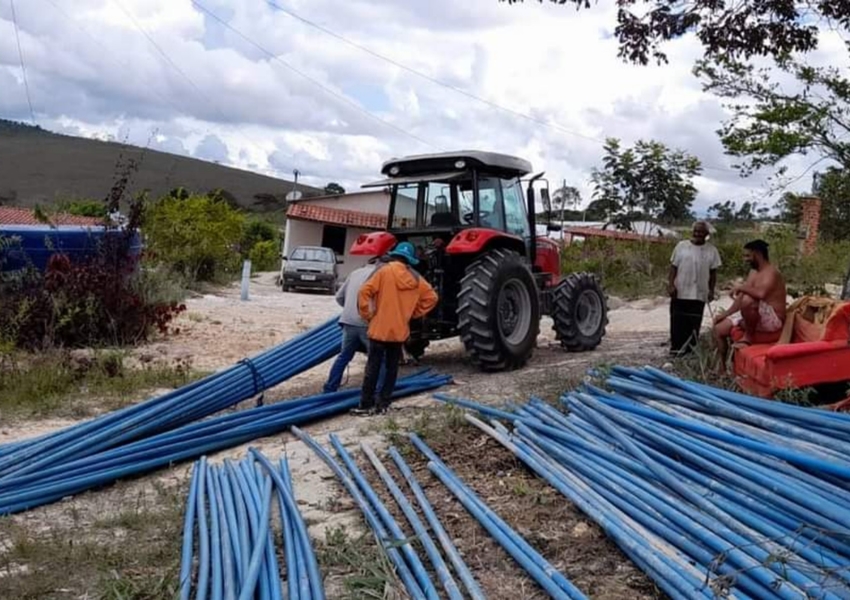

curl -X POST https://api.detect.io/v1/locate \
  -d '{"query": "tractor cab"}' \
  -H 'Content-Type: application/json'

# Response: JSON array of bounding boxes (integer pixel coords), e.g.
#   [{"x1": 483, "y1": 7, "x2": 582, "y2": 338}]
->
[
  {"x1": 356, "y1": 151, "x2": 557, "y2": 278},
  {"x1": 351, "y1": 151, "x2": 607, "y2": 371}
]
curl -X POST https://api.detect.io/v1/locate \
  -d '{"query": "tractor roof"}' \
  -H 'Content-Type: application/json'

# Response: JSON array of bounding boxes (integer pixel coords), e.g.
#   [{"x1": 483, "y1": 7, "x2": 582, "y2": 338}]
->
[{"x1": 380, "y1": 151, "x2": 533, "y2": 178}]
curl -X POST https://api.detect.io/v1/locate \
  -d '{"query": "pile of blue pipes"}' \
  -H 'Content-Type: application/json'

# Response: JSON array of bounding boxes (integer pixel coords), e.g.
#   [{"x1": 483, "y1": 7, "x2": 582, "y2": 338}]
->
[
  {"x1": 292, "y1": 427, "x2": 588, "y2": 600},
  {"x1": 0, "y1": 318, "x2": 342, "y2": 515},
  {"x1": 437, "y1": 366, "x2": 850, "y2": 600},
  {"x1": 0, "y1": 368, "x2": 449, "y2": 515},
  {"x1": 0, "y1": 317, "x2": 451, "y2": 515},
  {"x1": 179, "y1": 449, "x2": 323, "y2": 600}
]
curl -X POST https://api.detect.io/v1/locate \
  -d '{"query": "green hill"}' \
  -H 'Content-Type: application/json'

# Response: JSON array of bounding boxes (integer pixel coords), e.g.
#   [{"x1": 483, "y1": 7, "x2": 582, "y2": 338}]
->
[{"x1": 0, "y1": 119, "x2": 322, "y2": 212}]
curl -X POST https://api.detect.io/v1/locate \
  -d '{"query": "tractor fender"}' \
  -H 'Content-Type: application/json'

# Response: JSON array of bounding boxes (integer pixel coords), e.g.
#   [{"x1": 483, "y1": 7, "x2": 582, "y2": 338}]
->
[
  {"x1": 446, "y1": 229, "x2": 524, "y2": 255},
  {"x1": 350, "y1": 231, "x2": 397, "y2": 256}
]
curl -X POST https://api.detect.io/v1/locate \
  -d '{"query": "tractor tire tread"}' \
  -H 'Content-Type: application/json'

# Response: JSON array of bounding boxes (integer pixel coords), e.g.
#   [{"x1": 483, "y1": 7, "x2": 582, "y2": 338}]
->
[
  {"x1": 551, "y1": 272, "x2": 608, "y2": 352},
  {"x1": 458, "y1": 248, "x2": 540, "y2": 372}
]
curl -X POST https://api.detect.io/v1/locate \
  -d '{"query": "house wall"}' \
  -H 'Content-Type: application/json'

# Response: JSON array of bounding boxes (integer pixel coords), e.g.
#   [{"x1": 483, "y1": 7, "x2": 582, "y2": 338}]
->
[
  {"x1": 283, "y1": 218, "x2": 374, "y2": 279},
  {"x1": 297, "y1": 191, "x2": 391, "y2": 214}
]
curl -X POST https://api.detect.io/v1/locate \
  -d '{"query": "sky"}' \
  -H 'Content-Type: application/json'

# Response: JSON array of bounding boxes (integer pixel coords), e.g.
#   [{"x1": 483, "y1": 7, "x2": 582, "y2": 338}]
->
[{"x1": 0, "y1": 0, "x2": 845, "y2": 213}]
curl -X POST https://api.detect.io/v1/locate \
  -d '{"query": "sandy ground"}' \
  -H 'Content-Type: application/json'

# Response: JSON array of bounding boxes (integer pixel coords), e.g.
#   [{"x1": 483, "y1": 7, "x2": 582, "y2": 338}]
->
[{"x1": 1, "y1": 272, "x2": 716, "y2": 596}]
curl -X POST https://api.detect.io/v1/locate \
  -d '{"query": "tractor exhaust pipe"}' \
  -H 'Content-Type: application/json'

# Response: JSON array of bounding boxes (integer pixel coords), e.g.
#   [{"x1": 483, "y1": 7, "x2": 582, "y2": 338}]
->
[{"x1": 526, "y1": 172, "x2": 545, "y2": 266}]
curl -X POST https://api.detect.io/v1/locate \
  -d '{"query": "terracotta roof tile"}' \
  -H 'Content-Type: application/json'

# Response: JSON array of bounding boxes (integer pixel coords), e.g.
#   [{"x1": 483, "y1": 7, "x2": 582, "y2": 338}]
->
[
  {"x1": 286, "y1": 203, "x2": 386, "y2": 230},
  {"x1": 0, "y1": 206, "x2": 103, "y2": 226}
]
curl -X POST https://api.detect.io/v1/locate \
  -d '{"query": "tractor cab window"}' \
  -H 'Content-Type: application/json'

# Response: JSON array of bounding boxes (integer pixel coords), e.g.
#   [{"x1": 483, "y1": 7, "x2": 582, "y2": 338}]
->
[
  {"x1": 392, "y1": 184, "x2": 419, "y2": 228},
  {"x1": 501, "y1": 178, "x2": 530, "y2": 238},
  {"x1": 477, "y1": 178, "x2": 505, "y2": 231},
  {"x1": 424, "y1": 185, "x2": 458, "y2": 228},
  {"x1": 391, "y1": 180, "x2": 467, "y2": 229}
]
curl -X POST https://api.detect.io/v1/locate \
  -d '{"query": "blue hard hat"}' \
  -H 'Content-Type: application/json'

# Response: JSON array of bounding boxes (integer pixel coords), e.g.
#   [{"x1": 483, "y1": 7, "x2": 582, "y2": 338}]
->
[{"x1": 388, "y1": 241, "x2": 419, "y2": 265}]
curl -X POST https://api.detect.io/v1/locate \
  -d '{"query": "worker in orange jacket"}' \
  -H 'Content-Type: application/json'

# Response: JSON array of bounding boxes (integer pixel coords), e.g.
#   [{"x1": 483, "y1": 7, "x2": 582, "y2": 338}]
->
[{"x1": 355, "y1": 241, "x2": 438, "y2": 414}]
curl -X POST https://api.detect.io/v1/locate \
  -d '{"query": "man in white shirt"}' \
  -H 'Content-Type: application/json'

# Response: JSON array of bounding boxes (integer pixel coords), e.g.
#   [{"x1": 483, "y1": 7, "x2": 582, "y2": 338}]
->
[{"x1": 668, "y1": 221, "x2": 722, "y2": 356}]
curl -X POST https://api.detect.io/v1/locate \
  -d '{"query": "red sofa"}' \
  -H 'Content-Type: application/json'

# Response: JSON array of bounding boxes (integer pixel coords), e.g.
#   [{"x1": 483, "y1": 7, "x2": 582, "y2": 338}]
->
[{"x1": 733, "y1": 303, "x2": 850, "y2": 398}]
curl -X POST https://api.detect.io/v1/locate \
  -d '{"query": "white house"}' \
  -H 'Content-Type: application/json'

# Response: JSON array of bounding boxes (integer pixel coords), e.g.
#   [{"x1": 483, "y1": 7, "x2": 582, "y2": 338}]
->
[{"x1": 283, "y1": 190, "x2": 391, "y2": 278}]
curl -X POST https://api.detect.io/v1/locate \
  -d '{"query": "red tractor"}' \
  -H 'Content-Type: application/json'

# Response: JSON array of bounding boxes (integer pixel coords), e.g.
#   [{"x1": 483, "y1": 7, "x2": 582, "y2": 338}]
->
[{"x1": 351, "y1": 151, "x2": 607, "y2": 371}]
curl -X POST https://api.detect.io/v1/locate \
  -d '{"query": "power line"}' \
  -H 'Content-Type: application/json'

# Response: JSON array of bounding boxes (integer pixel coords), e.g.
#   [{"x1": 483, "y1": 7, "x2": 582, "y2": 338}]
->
[
  {"x1": 42, "y1": 0, "x2": 197, "y2": 126},
  {"x1": 9, "y1": 0, "x2": 35, "y2": 124},
  {"x1": 108, "y1": 0, "x2": 301, "y2": 176},
  {"x1": 262, "y1": 0, "x2": 739, "y2": 175},
  {"x1": 190, "y1": 0, "x2": 438, "y2": 152},
  {"x1": 264, "y1": 0, "x2": 600, "y2": 144}
]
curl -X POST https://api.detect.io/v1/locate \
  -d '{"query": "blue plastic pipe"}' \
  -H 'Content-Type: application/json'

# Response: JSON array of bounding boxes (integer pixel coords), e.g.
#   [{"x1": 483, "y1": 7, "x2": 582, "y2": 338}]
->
[
  {"x1": 179, "y1": 461, "x2": 201, "y2": 600},
  {"x1": 291, "y1": 426, "x2": 428, "y2": 600},
  {"x1": 387, "y1": 447, "x2": 486, "y2": 600},
  {"x1": 361, "y1": 442, "x2": 464, "y2": 600}
]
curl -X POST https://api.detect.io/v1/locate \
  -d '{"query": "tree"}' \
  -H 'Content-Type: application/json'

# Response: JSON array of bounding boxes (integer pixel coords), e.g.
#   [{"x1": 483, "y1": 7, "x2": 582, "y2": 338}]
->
[
  {"x1": 589, "y1": 138, "x2": 701, "y2": 227},
  {"x1": 776, "y1": 191, "x2": 803, "y2": 224},
  {"x1": 707, "y1": 200, "x2": 762, "y2": 224},
  {"x1": 813, "y1": 168, "x2": 850, "y2": 241},
  {"x1": 324, "y1": 182, "x2": 346, "y2": 195},
  {"x1": 695, "y1": 57, "x2": 850, "y2": 176},
  {"x1": 774, "y1": 171, "x2": 850, "y2": 240},
  {"x1": 552, "y1": 183, "x2": 582, "y2": 222},
  {"x1": 144, "y1": 193, "x2": 246, "y2": 282},
  {"x1": 501, "y1": 0, "x2": 848, "y2": 65}
]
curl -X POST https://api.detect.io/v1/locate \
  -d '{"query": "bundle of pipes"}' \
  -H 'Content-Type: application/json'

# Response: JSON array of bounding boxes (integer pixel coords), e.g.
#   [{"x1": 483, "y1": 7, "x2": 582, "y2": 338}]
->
[
  {"x1": 179, "y1": 450, "x2": 324, "y2": 600},
  {"x1": 435, "y1": 366, "x2": 850, "y2": 600},
  {"x1": 0, "y1": 370, "x2": 451, "y2": 515},
  {"x1": 293, "y1": 427, "x2": 587, "y2": 600},
  {"x1": 0, "y1": 317, "x2": 343, "y2": 480}
]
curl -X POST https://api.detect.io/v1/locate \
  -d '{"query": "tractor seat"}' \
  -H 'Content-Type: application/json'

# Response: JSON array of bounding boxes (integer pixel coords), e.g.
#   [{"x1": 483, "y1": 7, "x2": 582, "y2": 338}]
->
[{"x1": 430, "y1": 212, "x2": 459, "y2": 227}]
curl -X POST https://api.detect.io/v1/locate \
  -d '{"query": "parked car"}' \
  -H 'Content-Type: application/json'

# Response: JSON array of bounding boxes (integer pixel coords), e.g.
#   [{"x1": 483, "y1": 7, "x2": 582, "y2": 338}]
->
[{"x1": 280, "y1": 245, "x2": 341, "y2": 294}]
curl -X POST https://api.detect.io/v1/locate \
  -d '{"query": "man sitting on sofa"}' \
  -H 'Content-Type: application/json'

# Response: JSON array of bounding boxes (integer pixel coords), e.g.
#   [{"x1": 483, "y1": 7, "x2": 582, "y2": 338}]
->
[{"x1": 713, "y1": 239, "x2": 787, "y2": 373}]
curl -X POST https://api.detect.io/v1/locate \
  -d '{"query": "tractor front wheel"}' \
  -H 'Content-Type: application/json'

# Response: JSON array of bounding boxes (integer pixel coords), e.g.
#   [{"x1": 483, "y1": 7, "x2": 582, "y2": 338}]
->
[
  {"x1": 458, "y1": 249, "x2": 540, "y2": 371},
  {"x1": 551, "y1": 273, "x2": 608, "y2": 351}
]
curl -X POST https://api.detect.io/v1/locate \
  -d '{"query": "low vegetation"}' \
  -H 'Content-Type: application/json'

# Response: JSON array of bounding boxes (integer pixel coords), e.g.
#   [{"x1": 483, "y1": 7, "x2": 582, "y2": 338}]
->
[
  {"x1": 563, "y1": 226, "x2": 850, "y2": 299},
  {"x1": 0, "y1": 481, "x2": 183, "y2": 599},
  {"x1": 0, "y1": 348, "x2": 206, "y2": 418}
]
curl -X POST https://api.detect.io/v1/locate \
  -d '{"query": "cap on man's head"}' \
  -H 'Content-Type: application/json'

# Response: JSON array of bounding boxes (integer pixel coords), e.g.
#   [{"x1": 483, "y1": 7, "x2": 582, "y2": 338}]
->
[{"x1": 388, "y1": 241, "x2": 419, "y2": 266}]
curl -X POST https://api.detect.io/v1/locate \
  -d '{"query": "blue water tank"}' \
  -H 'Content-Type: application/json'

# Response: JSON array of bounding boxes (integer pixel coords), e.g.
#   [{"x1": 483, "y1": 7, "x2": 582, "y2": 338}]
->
[{"x1": 0, "y1": 225, "x2": 143, "y2": 273}]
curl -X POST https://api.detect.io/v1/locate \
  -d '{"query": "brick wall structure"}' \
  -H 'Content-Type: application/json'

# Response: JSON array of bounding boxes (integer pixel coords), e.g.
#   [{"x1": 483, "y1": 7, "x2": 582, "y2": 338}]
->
[{"x1": 798, "y1": 195, "x2": 822, "y2": 256}]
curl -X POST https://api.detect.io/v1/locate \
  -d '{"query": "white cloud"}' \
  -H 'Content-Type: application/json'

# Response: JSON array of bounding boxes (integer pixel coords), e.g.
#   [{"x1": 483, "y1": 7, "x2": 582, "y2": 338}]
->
[{"x1": 0, "y1": 0, "x2": 843, "y2": 211}]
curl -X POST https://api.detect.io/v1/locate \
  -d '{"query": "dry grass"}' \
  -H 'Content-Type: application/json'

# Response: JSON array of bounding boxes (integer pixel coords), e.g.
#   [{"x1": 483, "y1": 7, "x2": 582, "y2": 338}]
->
[
  {"x1": 0, "y1": 349, "x2": 207, "y2": 419},
  {"x1": 0, "y1": 479, "x2": 185, "y2": 599},
  {"x1": 355, "y1": 406, "x2": 665, "y2": 599}
]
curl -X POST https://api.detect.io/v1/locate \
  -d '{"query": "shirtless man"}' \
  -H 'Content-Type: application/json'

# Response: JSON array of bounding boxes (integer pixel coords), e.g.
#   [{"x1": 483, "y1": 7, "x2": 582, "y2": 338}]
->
[{"x1": 713, "y1": 239, "x2": 787, "y2": 372}]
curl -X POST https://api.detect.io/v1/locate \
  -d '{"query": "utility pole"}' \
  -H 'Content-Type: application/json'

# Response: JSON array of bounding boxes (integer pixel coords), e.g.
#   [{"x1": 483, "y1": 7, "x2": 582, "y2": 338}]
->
[{"x1": 292, "y1": 169, "x2": 300, "y2": 196}]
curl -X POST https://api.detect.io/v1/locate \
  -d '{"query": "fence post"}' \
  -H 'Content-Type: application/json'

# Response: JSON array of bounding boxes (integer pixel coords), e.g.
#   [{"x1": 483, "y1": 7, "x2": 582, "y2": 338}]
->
[{"x1": 240, "y1": 260, "x2": 251, "y2": 301}]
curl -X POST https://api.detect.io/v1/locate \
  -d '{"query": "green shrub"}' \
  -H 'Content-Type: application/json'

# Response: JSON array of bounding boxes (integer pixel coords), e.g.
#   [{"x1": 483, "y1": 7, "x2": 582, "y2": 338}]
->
[
  {"x1": 58, "y1": 199, "x2": 108, "y2": 219},
  {"x1": 241, "y1": 218, "x2": 279, "y2": 255},
  {"x1": 560, "y1": 230, "x2": 848, "y2": 300},
  {"x1": 249, "y1": 240, "x2": 280, "y2": 272},
  {"x1": 143, "y1": 193, "x2": 246, "y2": 283},
  {"x1": 561, "y1": 238, "x2": 676, "y2": 299}
]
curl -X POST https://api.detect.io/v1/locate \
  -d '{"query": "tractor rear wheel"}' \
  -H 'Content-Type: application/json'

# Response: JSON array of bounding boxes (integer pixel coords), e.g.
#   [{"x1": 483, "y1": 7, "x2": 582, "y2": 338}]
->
[
  {"x1": 458, "y1": 249, "x2": 540, "y2": 371},
  {"x1": 551, "y1": 272, "x2": 608, "y2": 351}
]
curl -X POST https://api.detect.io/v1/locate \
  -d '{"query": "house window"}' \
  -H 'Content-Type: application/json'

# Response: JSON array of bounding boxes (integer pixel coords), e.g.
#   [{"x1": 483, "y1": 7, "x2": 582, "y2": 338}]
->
[{"x1": 321, "y1": 225, "x2": 347, "y2": 256}]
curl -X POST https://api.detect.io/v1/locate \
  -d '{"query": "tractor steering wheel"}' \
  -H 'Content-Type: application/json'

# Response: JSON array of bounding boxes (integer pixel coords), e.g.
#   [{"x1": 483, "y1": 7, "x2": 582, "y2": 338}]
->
[{"x1": 462, "y1": 211, "x2": 492, "y2": 225}]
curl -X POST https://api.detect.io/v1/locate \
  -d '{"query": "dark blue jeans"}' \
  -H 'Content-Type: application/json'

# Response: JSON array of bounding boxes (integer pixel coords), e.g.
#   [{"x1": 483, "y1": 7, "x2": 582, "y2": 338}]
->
[{"x1": 323, "y1": 325, "x2": 385, "y2": 393}]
